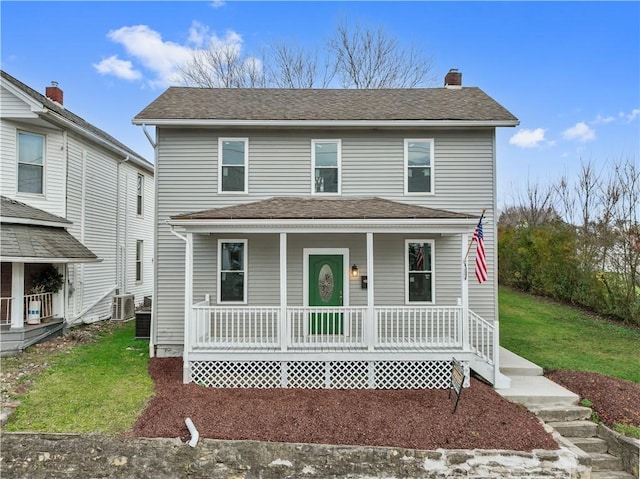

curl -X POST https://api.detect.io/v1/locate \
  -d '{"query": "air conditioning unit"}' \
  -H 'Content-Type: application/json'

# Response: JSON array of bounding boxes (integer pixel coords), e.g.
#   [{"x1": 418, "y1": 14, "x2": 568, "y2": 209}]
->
[{"x1": 112, "y1": 293, "x2": 135, "y2": 321}]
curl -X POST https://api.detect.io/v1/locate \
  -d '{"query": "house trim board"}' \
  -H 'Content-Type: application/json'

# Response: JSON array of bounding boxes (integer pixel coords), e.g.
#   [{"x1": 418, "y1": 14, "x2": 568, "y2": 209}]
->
[{"x1": 134, "y1": 119, "x2": 519, "y2": 128}]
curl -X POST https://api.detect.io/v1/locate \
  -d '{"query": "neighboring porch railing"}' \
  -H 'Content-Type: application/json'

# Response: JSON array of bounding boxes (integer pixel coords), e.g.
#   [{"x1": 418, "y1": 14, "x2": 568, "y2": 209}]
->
[
  {"x1": 24, "y1": 292, "x2": 54, "y2": 324},
  {"x1": 0, "y1": 297, "x2": 12, "y2": 326},
  {"x1": 189, "y1": 303, "x2": 496, "y2": 355}
]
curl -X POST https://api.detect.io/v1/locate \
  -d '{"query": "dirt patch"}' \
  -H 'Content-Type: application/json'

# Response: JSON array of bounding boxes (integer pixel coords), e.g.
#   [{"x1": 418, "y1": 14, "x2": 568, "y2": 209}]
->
[
  {"x1": 129, "y1": 357, "x2": 558, "y2": 451},
  {"x1": 546, "y1": 370, "x2": 640, "y2": 429}
]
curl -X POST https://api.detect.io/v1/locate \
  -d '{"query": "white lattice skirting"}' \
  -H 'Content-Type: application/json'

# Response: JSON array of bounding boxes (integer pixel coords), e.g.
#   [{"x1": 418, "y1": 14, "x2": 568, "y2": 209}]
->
[{"x1": 189, "y1": 360, "x2": 458, "y2": 389}]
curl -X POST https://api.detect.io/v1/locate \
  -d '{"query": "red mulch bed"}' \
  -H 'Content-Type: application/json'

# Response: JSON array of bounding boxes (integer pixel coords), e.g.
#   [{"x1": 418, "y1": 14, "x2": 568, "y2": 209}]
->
[
  {"x1": 129, "y1": 357, "x2": 558, "y2": 451},
  {"x1": 546, "y1": 370, "x2": 640, "y2": 429}
]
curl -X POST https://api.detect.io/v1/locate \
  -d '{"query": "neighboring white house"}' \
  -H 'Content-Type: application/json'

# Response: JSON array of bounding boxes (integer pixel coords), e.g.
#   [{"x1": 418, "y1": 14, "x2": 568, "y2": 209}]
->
[
  {"x1": 133, "y1": 69, "x2": 518, "y2": 389},
  {"x1": 1, "y1": 70, "x2": 154, "y2": 354}
]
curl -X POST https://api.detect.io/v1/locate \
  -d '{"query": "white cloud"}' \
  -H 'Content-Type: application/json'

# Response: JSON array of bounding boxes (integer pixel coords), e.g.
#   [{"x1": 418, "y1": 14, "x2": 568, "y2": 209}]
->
[
  {"x1": 99, "y1": 23, "x2": 251, "y2": 88},
  {"x1": 509, "y1": 128, "x2": 547, "y2": 148},
  {"x1": 210, "y1": 0, "x2": 225, "y2": 8},
  {"x1": 591, "y1": 114, "x2": 615, "y2": 125},
  {"x1": 93, "y1": 55, "x2": 142, "y2": 80},
  {"x1": 620, "y1": 108, "x2": 640, "y2": 122},
  {"x1": 562, "y1": 122, "x2": 596, "y2": 142}
]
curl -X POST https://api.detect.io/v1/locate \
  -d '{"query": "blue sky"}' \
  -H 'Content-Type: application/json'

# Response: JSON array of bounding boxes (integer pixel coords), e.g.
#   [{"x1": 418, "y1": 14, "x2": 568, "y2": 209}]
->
[{"x1": 2, "y1": 1, "x2": 638, "y2": 207}]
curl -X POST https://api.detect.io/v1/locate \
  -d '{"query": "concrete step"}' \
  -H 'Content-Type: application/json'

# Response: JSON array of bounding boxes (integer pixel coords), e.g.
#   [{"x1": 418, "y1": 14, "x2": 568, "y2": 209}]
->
[
  {"x1": 591, "y1": 471, "x2": 636, "y2": 479},
  {"x1": 532, "y1": 405, "x2": 592, "y2": 422},
  {"x1": 570, "y1": 437, "x2": 609, "y2": 453},
  {"x1": 550, "y1": 420, "x2": 598, "y2": 438},
  {"x1": 496, "y1": 375, "x2": 579, "y2": 407},
  {"x1": 499, "y1": 348, "x2": 543, "y2": 376},
  {"x1": 589, "y1": 452, "x2": 623, "y2": 472}
]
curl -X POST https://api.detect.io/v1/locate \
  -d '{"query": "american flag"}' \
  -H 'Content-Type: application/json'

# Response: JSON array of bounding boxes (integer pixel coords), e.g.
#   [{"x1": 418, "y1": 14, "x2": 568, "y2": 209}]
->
[
  {"x1": 473, "y1": 216, "x2": 487, "y2": 283},
  {"x1": 416, "y1": 246, "x2": 424, "y2": 271}
]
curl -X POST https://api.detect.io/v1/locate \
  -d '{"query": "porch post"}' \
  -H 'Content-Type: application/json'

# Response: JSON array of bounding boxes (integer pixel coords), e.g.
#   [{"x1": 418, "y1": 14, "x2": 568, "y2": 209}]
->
[
  {"x1": 366, "y1": 232, "x2": 375, "y2": 351},
  {"x1": 279, "y1": 232, "x2": 288, "y2": 352},
  {"x1": 10, "y1": 262, "x2": 24, "y2": 329},
  {"x1": 461, "y1": 233, "x2": 470, "y2": 350},
  {"x1": 183, "y1": 232, "x2": 194, "y2": 383}
]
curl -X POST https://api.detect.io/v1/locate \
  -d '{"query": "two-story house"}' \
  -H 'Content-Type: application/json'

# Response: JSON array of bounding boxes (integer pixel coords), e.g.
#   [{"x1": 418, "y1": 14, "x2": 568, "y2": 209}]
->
[
  {"x1": 1, "y1": 70, "x2": 154, "y2": 355},
  {"x1": 134, "y1": 69, "x2": 518, "y2": 389}
]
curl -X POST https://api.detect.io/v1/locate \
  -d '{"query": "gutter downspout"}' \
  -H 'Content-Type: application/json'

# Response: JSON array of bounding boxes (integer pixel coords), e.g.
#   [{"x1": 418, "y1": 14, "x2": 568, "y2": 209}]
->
[
  {"x1": 169, "y1": 224, "x2": 192, "y2": 382},
  {"x1": 141, "y1": 124, "x2": 158, "y2": 358}
]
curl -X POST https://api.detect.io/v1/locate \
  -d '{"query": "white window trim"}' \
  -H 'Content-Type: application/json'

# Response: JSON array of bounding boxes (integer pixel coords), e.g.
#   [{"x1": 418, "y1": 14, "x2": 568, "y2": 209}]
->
[
  {"x1": 404, "y1": 239, "x2": 435, "y2": 305},
  {"x1": 311, "y1": 139, "x2": 342, "y2": 195},
  {"x1": 136, "y1": 240, "x2": 144, "y2": 284},
  {"x1": 218, "y1": 137, "x2": 249, "y2": 194},
  {"x1": 136, "y1": 174, "x2": 144, "y2": 217},
  {"x1": 217, "y1": 239, "x2": 248, "y2": 304},
  {"x1": 16, "y1": 130, "x2": 46, "y2": 197},
  {"x1": 403, "y1": 138, "x2": 435, "y2": 195}
]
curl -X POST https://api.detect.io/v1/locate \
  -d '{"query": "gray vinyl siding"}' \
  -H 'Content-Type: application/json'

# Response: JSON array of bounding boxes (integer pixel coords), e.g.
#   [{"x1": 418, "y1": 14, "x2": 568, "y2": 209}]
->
[{"x1": 155, "y1": 127, "x2": 497, "y2": 349}]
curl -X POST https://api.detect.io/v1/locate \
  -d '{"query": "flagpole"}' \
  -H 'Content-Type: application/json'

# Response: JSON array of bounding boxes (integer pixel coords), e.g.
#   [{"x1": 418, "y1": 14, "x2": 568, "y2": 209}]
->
[{"x1": 464, "y1": 208, "x2": 486, "y2": 262}]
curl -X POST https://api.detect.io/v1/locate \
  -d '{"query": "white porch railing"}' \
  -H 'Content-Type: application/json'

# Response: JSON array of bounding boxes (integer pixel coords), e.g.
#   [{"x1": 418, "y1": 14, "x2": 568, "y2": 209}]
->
[
  {"x1": 288, "y1": 307, "x2": 368, "y2": 348},
  {"x1": 188, "y1": 304, "x2": 498, "y2": 354},
  {"x1": 375, "y1": 306, "x2": 462, "y2": 349},
  {"x1": 0, "y1": 297, "x2": 12, "y2": 325},
  {"x1": 468, "y1": 310, "x2": 495, "y2": 363},
  {"x1": 24, "y1": 292, "x2": 54, "y2": 324}
]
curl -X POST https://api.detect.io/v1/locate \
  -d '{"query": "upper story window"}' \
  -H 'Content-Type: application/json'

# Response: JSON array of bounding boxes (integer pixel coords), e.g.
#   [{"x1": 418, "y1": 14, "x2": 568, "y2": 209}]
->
[
  {"x1": 406, "y1": 240, "x2": 435, "y2": 303},
  {"x1": 404, "y1": 139, "x2": 434, "y2": 194},
  {"x1": 17, "y1": 131, "x2": 45, "y2": 194},
  {"x1": 312, "y1": 140, "x2": 341, "y2": 194},
  {"x1": 136, "y1": 240, "x2": 143, "y2": 283},
  {"x1": 136, "y1": 174, "x2": 144, "y2": 215},
  {"x1": 219, "y1": 138, "x2": 248, "y2": 193},
  {"x1": 218, "y1": 240, "x2": 247, "y2": 303}
]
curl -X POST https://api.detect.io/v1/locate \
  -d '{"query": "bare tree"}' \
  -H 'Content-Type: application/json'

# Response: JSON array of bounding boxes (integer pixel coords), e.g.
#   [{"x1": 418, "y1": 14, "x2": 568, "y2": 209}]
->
[
  {"x1": 328, "y1": 20, "x2": 435, "y2": 89},
  {"x1": 265, "y1": 42, "x2": 333, "y2": 88},
  {"x1": 500, "y1": 178, "x2": 559, "y2": 227}
]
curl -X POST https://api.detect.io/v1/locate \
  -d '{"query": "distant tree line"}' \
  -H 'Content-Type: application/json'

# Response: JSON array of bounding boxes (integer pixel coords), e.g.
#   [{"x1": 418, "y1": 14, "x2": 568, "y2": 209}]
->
[{"x1": 498, "y1": 159, "x2": 639, "y2": 325}]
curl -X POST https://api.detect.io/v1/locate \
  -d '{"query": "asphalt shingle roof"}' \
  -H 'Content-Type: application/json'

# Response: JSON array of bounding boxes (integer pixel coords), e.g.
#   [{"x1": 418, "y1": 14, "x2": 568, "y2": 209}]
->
[
  {"x1": 1, "y1": 223, "x2": 98, "y2": 261},
  {"x1": 172, "y1": 197, "x2": 474, "y2": 221},
  {"x1": 1, "y1": 70, "x2": 152, "y2": 169},
  {"x1": 134, "y1": 87, "x2": 518, "y2": 123},
  {"x1": 1, "y1": 196, "x2": 70, "y2": 224}
]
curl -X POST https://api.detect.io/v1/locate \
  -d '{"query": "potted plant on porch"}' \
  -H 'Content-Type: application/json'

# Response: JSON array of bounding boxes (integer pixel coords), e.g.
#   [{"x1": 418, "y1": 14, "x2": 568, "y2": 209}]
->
[{"x1": 27, "y1": 265, "x2": 64, "y2": 324}]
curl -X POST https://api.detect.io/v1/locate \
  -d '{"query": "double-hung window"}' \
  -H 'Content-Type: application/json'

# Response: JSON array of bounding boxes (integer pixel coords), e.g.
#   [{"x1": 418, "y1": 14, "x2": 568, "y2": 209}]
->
[
  {"x1": 219, "y1": 138, "x2": 248, "y2": 193},
  {"x1": 136, "y1": 240, "x2": 143, "y2": 283},
  {"x1": 312, "y1": 139, "x2": 341, "y2": 194},
  {"x1": 136, "y1": 174, "x2": 144, "y2": 216},
  {"x1": 218, "y1": 240, "x2": 247, "y2": 303},
  {"x1": 406, "y1": 240, "x2": 434, "y2": 303},
  {"x1": 404, "y1": 139, "x2": 434, "y2": 194},
  {"x1": 17, "y1": 131, "x2": 45, "y2": 194}
]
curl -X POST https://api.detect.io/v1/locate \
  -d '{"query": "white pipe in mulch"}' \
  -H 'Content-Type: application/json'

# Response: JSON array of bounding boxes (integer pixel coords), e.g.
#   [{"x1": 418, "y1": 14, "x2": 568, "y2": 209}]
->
[{"x1": 185, "y1": 417, "x2": 199, "y2": 447}]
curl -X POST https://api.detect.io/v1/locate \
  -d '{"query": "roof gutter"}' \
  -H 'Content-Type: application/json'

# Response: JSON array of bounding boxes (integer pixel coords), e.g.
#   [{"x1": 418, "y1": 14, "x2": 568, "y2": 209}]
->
[{"x1": 132, "y1": 119, "x2": 520, "y2": 128}]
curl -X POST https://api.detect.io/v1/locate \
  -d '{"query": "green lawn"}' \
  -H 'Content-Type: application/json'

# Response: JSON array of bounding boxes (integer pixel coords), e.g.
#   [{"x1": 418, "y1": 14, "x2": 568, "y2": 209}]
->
[
  {"x1": 499, "y1": 286, "x2": 640, "y2": 383},
  {"x1": 4, "y1": 321, "x2": 154, "y2": 434}
]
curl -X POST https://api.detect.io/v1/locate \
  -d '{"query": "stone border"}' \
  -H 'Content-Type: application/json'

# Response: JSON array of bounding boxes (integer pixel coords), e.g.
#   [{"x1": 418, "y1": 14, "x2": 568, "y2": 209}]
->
[
  {"x1": 597, "y1": 423, "x2": 640, "y2": 477},
  {"x1": 0, "y1": 433, "x2": 590, "y2": 479}
]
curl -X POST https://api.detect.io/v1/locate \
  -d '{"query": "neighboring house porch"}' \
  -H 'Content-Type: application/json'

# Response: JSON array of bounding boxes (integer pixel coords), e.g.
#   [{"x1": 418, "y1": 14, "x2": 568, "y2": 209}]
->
[
  {"x1": 170, "y1": 197, "x2": 508, "y2": 389},
  {"x1": 0, "y1": 197, "x2": 99, "y2": 355}
]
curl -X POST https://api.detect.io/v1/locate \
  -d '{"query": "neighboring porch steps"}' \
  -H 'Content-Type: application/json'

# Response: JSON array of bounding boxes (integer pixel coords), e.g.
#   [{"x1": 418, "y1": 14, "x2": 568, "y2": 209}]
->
[{"x1": 498, "y1": 349, "x2": 635, "y2": 479}]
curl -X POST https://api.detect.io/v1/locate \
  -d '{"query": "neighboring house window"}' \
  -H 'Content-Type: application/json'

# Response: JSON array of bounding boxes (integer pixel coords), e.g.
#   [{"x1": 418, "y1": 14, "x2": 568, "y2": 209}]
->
[
  {"x1": 17, "y1": 131, "x2": 45, "y2": 194},
  {"x1": 137, "y1": 174, "x2": 143, "y2": 215},
  {"x1": 406, "y1": 240, "x2": 434, "y2": 303},
  {"x1": 219, "y1": 138, "x2": 248, "y2": 193},
  {"x1": 136, "y1": 240, "x2": 143, "y2": 283},
  {"x1": 404, "y1": 139, "x2": 434, "y2": 194},
  {"x1": 218, "y1": 240, "x2": 247, "y2": 303},
  {"x1": 312, "y1": 139, "x2": 341, "y2": 194}
]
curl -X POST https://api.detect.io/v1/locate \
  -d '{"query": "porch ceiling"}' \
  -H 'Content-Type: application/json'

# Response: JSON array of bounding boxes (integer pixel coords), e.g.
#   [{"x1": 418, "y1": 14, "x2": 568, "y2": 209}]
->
[
  {"x1": 1, "y1": 223, "x2": 100, "y2": 263},
  {"x1": 172, "y1": 197, "x2": 475, "y2": 222}
]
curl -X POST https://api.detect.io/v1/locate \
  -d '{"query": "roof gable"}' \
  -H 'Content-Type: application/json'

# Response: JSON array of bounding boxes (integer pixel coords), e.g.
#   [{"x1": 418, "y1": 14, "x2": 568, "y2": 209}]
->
[{"x1": 134, "y1": 87, "x2": 518, "y2": 126}]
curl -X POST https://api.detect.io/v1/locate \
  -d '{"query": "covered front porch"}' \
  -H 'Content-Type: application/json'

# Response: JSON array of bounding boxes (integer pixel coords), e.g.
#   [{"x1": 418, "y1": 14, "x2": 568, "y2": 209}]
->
[{"x1": 170, "y1": 197, "x2": 506, "y2": 389}]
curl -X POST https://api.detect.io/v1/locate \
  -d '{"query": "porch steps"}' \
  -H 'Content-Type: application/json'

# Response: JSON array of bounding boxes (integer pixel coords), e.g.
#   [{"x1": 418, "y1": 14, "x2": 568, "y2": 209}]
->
[
  {"x1": 495, "y1": 375, "x2": 579, "y2": 407},
  {"x1": 551, "y1": 420, "x2": 599, "y2": 438}
]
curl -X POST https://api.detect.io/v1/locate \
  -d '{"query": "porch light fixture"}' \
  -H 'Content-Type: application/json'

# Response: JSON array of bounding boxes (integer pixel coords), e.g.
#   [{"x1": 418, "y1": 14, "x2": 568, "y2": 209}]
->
[{"x1": 351, "y1": 264, "x2": 359, "y2": 278}]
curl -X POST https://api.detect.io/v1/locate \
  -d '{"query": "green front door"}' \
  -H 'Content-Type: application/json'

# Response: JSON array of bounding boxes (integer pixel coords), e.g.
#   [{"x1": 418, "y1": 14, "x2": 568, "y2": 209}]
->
[{"x1": 308, "y1": 254, "x2": 344, "y2": 334}]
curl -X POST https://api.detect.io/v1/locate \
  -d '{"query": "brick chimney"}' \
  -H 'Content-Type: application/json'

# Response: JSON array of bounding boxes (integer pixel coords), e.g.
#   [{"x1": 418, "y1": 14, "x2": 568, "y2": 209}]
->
[
  {"x1": 45, "y1": 81, "x2": 63, "y2": 105},
  {"x1": 444, "y1": 68, "x2": 462, "y2": 89}
]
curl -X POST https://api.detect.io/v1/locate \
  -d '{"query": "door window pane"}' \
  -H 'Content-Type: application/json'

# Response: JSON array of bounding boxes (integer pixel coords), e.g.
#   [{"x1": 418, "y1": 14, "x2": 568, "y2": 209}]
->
[
  {"x1": 407, "y1": 241, "x2": 434, "y2": 303},
  {"x1": 220, "y1": 241, "x2": 246, "y2": 302}
]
